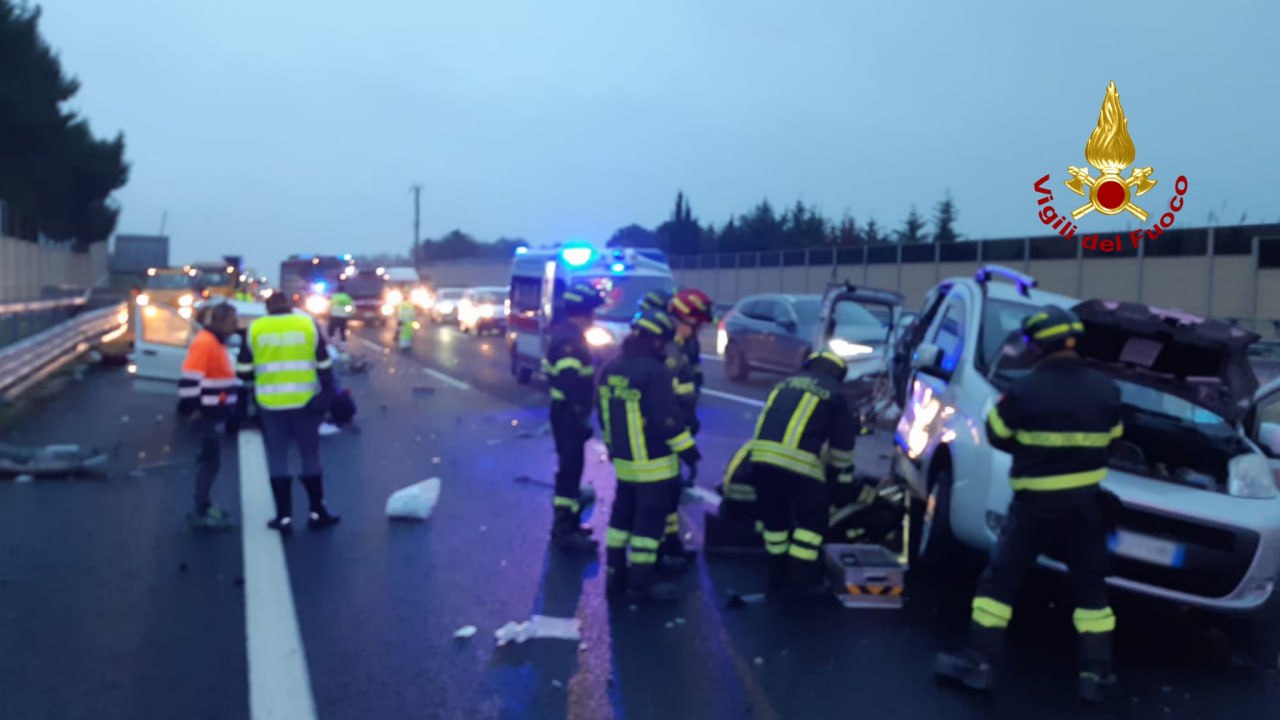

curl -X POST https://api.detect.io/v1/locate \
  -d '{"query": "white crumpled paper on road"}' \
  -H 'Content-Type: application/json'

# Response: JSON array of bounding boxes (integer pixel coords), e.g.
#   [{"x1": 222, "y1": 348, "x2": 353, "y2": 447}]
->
[
  {"x1": 385, "y1": 477, "x2": 441, "y2": 520},
  {"x1": 494, "y1": 615, "x2": 582, "y2": 647}
]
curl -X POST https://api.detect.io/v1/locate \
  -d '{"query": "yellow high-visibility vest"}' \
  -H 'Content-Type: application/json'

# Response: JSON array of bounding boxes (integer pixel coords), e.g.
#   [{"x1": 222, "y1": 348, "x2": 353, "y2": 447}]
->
[{"x1": 248, "y1": 314, "x2": 320, "y2": 409}]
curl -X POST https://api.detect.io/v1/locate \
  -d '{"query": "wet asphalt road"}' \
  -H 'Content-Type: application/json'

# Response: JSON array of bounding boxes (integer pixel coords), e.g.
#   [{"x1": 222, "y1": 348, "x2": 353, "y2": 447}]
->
[{"x1": 0, "y1": 319, "x2": 1278, "y2": 720}]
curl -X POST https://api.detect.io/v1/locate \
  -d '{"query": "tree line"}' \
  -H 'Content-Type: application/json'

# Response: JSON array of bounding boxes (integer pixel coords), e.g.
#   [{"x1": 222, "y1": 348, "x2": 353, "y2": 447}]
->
[
  {"x1": 0, "y1": 1, "x2": 129, "y2": 249},
  {"x1": 608, "y1": 191, "x2": 959, "y2": 255}
]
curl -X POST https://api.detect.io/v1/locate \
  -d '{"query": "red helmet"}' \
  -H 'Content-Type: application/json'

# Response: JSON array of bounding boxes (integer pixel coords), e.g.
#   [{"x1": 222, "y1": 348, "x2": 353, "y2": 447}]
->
[{"x1": 670, "y1": 289, "x2": 713, "y2": 325}]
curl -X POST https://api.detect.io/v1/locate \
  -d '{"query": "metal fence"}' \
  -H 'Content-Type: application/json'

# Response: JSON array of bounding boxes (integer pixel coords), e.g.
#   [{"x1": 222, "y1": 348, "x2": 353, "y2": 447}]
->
[{"x1": 0, "y1": 303, "x2": 128, "y2": 403}]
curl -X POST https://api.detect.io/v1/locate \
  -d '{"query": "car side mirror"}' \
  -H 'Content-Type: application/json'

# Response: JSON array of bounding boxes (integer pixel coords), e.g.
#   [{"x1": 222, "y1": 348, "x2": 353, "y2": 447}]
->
[{"x1": 911, "y1": 343, "x2": 949, "y2": 377}]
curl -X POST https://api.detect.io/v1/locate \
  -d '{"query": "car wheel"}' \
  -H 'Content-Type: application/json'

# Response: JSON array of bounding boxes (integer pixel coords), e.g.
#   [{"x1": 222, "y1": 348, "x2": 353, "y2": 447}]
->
[
  {"x1": 725, "y1": 341, "x2": 749, "y2": 382},
  {"x1": 911, "y1": 464, "x2": 962, "y2": 570}
]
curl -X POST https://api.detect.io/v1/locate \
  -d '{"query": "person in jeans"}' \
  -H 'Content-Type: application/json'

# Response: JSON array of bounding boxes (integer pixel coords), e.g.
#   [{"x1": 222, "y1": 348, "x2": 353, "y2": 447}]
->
[
  {"x1": 238, "y1": 292, "x2": 341, "y2": 532},
  {"x1": 178, "y1": 303, "x2": 240, "y2": 530}
]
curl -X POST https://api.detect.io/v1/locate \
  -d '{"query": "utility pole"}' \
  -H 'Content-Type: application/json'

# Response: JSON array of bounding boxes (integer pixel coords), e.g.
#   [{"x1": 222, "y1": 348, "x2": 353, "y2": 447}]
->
[
  {"x1": 410, "y1": 184, "x2": 422, "y2": 264},
  {"x1": 159, "y1": 210, "x2": 168, "y2": 236}
]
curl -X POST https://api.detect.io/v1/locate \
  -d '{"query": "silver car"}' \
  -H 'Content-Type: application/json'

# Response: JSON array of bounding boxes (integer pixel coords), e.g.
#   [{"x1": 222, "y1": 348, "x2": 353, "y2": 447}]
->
[{"x1": 892, "y1": 264, "x2": 1280, "y2": 666}]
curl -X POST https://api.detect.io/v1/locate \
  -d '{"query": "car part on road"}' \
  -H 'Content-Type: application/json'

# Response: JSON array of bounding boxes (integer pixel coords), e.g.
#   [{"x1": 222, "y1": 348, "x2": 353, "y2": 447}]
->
[
  {"x1": 824, "y1": 544, "x2": 906, "y2": 609},
  {"x1": 453, "y1": 625, "x2": 478, "y2": 640},
  {"x1": 0, "y1": 441, "x2": 111, "y2": 477},
  {"x1": 386, "y1": 477, "x2": 441, "y2": 520}
]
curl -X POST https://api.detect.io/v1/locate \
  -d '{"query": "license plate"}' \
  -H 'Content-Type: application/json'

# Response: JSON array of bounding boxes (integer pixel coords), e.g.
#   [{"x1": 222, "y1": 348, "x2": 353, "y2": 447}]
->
[{"x1": 1108, "y1": 530, "x2": 1186, "y2": 568}]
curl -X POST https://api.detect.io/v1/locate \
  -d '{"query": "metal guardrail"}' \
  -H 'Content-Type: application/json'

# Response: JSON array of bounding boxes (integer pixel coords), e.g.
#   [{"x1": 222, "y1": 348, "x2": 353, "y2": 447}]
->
[
  {"x1": 0, "y1": 292, "x2": 91, "y2": 350},
  {"x1": 0, "y1": 303, "x2": 128, "y2": 402}
]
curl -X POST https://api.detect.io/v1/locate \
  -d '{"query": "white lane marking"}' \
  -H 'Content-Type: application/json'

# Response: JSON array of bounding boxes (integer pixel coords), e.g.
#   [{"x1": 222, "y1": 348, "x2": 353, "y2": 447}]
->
[
  {"x1": 354, "y1": 333, "x2": 471, "y2": 390},
  {"x1": 238, "y1": 430, "x2": 319, "y2": 720},
  {"x1": 700, "y1": 354, "x2": 723, "y2": 363},
  {"x1": 701, "y1": 387, "x2": 765, "y2": 407},
  {"x1": 420, "y1": 366, "x2": 472, "y2": 391}
]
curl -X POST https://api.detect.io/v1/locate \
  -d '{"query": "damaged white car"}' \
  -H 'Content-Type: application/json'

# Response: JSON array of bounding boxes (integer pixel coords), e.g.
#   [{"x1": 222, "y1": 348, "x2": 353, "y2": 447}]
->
[{"x1": 893, "y1": 265, "x2": 1280, "y2": 667}]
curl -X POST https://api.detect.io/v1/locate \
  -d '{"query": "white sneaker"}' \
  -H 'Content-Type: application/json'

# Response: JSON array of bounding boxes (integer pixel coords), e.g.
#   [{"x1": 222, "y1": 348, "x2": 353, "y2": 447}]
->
[{"x1": 319, "y1": 422, "x2": 341, "y2": 436}]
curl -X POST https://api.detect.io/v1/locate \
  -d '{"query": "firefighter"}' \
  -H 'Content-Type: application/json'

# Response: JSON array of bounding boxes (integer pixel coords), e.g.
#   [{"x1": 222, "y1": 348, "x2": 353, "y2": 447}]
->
[
  {"x1": 638, "y1": 288, "x2": 673, "y2": 313},
  {"x1": 544, "y1": 281, "x2": 606, "y2": 554},
  {"x1": 396, "y1": 295, "x2": 417, "y2": 350},
  {"x1": 178, "y1": 302, "x2": 240, "y2": 530},
  {"x1": 599, "y1": 308, "x2": 700, "y2": 602},
  {"x1": 329, "y1": 282, "x2": 355, "y2": 342},
  {"x1": 656, "y1": 288, "x2": 714, "y2": 569},
  {"x1": 237, "y1": 291, "x2": 341, "y2": 532},
  {"x1": 750, "y1": 351, "x2": 858, "y2": 594},
  {"x1": 934, "y1": 306, "x2": 1123, "y2": 702}
]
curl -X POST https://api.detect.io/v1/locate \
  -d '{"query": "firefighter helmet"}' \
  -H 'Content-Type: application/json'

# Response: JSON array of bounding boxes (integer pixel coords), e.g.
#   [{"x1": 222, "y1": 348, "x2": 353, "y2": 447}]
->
[
  {"x1": 562, "y1": 281, "x2": 604, "y2": 316},
  {"x1": 631, "y1": 307, "x2": 676, "y2": 343},
  {"x1": 1022, "y1": 305, "x2": 1084, "y2": 352},
  {"x1": 670, "y1": 288, "x2": 714, "y2": 325},
  {"x1": 638, "y1": 288, "x2": 673, "y2": 312},
  {"x1": 803, "y1": 350, "x2": 847, "y2": 381}
]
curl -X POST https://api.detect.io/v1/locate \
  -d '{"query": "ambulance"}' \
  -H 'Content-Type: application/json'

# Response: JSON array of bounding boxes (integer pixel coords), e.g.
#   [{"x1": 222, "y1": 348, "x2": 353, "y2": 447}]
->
[{"x1": 506, "y1": 242, "x2": 675, "y2": 384}]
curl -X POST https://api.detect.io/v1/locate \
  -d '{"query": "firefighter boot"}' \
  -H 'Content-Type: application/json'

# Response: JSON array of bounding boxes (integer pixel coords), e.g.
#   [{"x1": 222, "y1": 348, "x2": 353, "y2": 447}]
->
[
  {"x1": 626, "y1": 564, "x2": 678, "y2": 604},
  {"x1": 935, "y1": 626, "x2": 1001, "y2": 692},
  {"x1": 267, "y1": 476, "x2": 294, "y2": 533},
  {"x1": 1077, "y1": 633, "x2": 1119, "y2": 703},
  {"x1": 552, "y1": 509, "x2": 598, "y2": 555},
  {"x1": 299, "y1": 474, "x2": 340, "y2": 529},
  {"x1": 605, "y1": 548, "x2": 628, "y2": 595}
]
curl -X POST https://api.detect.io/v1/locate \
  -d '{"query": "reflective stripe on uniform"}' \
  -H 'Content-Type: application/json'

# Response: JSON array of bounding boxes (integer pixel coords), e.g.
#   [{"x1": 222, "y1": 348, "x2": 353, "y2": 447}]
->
[
  {"x1": 836, "y1": 471, "x2": 854, "y2": 484},
  {"x1": 788, "y1": 544, "x2": 819, "y2": 561},
  {"x1": 1010, "y1": 467, "x2": 1106, "y2": 492},
  {"x1": 606, "y1": 527, "x2": 630, "y2": 549},
  {"x1": 549, "y1": 388, "x2": 566, "y2": 401},
  {"x1": 629, "y1": 535, "x2": 659, "y2": 564},
  {"x1": 1033, "y1": 321, "x2": 1084, "y2": 340},
  {"x1": 550, "y1": 356, "x2": 584, "y2": 374},
  {"x1": 674, "y1": 380, "x2": 696, "y2": 396},
  {"x1": 255, "y1": 382, "x2": 318, "y2": 396},
  {"x1": 792, "y1": 528, "x2": 823, "y2": 547},
  {"x1": 782, "y1": 394, "x2": 819, "y2": 447},
  {"x1": 256, "y1": 360, "x2": 315, "y2": 373},
  {"x1": 1073, "y1": 607, "x2": 1116, "y2": 634},
  {"x1": 972, "y1": 596, "x2": 1013, "y2": 629},
  {"x1": 664, "y1": 512, "x2": 680, "y2": 535},
  {"x1": 725, "y1": 484, "x2": 757, "y2": 501},
  {"x1": 612, "y1": 455, "x2": 679, "y2": 482},
  {"x1": 1014, "y1": 423, "x2": 1123, "y2": 448},
  {"x1": 987, "y1": 407, "x2": 1014, "y2": 439},
  {"x1": 750, "y1": 440, "x2": 824, "y2": 481},
  {"x1": 553, "y1": 495, "x2": 580, "y2": 513},
  {"x1": 201, "y1": 394, "x2": 237, "y2": 406},
  {"x1": 763, "y1": 530, "x2": 789, "y2": 555},
  {"x1": 828, "y1": 448, "x2": 854, "y2": 467},
  {"x1": 178, "y1": 386, "x2": 201, "y2": 398},
  {"x1": 666, "y1": 430, "x2": 694, "y2": 453},
  {"x1": 625, "y1": 399, "x2": 647, "y2": 462}
]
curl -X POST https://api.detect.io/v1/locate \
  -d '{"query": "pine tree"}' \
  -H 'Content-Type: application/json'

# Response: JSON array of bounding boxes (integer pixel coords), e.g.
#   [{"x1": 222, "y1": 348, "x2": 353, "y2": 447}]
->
[
  {"x1": 933, "y1": 192, "x2": 960, "y2": 243},
  {"x1": 896, "y1": 206, "x2": 929, "y2": 244},
  {"x1": 864, "y1": 218, "x2": 883, "y2": 245}
]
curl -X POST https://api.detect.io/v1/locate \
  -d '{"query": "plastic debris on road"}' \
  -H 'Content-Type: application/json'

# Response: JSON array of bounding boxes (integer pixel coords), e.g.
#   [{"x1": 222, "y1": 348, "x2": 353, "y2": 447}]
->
[
  {"x1": 453, "y1": 625, "x2": 478, "y2": 639},
  {"x1": 319, "y1": 422, "x2": 341, "y2": 437},
  {"x1": 385, "y1": 478, "x2": 442, "y2": 520},
  {"x1": 726, "y1": 592, "x2": 768, "y2": 608},
  {"x1": 0, "y1": 442, "x2": 110, "y2": 478},
  {"x1": 681, "y1": 486, "x2": 721, "y2": 509},
  {"x1": 494, "y1": 615, "x2": 583, "y2": 647},
  {"x1": 14, "y1": 474, "x2": 34, "y2": 484}
]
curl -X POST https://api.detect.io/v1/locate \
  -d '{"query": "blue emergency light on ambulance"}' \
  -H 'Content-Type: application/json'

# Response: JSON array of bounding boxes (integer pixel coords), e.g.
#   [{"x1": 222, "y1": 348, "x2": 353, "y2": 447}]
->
[{"x1": 560, "y1": 243, "x2": 596, "y2": 268}]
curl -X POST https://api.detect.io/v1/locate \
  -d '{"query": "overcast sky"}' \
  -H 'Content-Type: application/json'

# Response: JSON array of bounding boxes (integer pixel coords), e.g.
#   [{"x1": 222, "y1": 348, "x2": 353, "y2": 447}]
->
[{"x1": 38, "y1": 0, "x2": 1280, "y2": 275}]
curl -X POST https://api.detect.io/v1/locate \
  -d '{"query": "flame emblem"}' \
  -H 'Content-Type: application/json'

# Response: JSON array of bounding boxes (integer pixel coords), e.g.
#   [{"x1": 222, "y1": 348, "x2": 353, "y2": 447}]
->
[{"x1": 1064, "y1": 81, "x2": 1157, "y2": 221}]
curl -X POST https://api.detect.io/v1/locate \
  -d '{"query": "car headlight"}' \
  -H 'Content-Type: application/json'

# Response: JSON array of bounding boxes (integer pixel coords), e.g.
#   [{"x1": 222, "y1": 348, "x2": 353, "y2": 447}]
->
[
  {"x1": 304, "y1": 294, "x2": 330, "y2": 315},
  {"x1": 716, "y1": 327, "x2": 728, "y2": 355},
  {"x1": 829, "y1": 337, "x2": 874, "y2": 358},
  {"x1": 136, "y1": 293, "x2": 150, "y2": 306},
  {"x1": 381, "y1": 303, "x2": 394, "y2": 316},
  {"x1": 411, "y1": 288, "x2": 429, "y2": 307},
  {"x1": 178, "y1": 294, "x2": 194, "y2": 307},
  {"x1": 178, "y1": 306, "x2": 193, "y2": 320},
  {"x1": 386, "y1": 290, "x2": 404, "y2": 306},
  {"x1": 480, "y1": 304, "x2": 495, "y2": 318},
  {"x1": 585, "y1": 326, "x2": 614, "y2": 347},
  {"x1": 437, "y1": 302, "x2": 454, "y2": 314},
  {"x1": 1228, "y1": 454, "x2": 1277, "y2": 499}
]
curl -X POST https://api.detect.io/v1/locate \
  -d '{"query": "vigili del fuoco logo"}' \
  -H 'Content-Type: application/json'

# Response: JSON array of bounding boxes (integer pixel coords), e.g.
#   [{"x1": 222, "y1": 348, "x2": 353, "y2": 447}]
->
[{"x1": 1033, "y1": 81, "x2": 1188, "y2": 253}]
